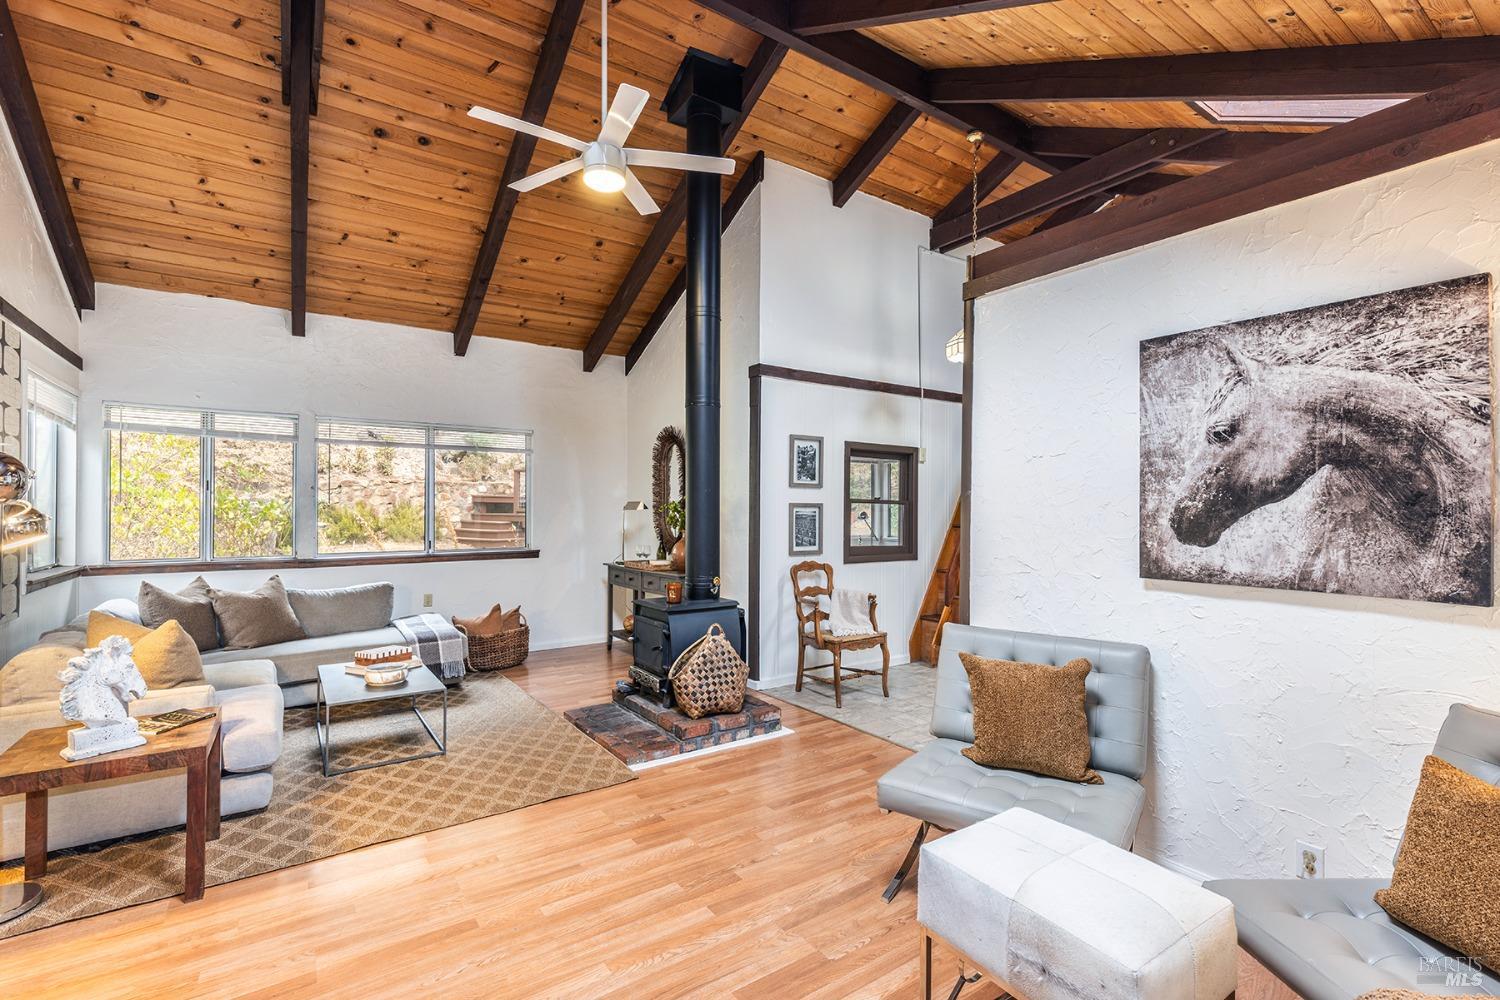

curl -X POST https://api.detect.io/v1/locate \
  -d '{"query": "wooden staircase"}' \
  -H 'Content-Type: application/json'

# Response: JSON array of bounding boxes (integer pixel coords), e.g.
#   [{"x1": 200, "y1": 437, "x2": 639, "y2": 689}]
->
[{"x1": 909, "y1": 501, "x2": 961, "y2": 665}]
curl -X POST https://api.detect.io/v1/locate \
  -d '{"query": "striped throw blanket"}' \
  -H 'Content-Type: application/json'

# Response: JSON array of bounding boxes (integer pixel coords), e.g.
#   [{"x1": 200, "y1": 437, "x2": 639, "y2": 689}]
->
[{"x1": 393, "y1": 614, "x2": 467, "y2": 681}]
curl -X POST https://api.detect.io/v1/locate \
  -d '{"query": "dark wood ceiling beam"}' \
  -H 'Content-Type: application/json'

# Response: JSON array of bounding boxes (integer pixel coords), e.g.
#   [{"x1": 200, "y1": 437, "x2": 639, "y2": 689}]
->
[
  {"x1": 1030, "y1": 127, "x2": 1306, "y2": 165},
  {"x1": 933, "y1": 151, "x2": 1020, "y2": 225},
  {"x1": 931, "y1": 37, "x2": 1500, "y2": 104},
  {"x1": 1030, "y1": 193, "x2": 1112, "y2": 234},
  {"x1": 0, "y1": 0, "x2": 95, "y2": 312},
  {"x1": 281, "y1": 0, "x2": 323, "y2": 337},
  {"x1": 832, "y1": 103, "x2": 920, "y2": 207},
  {"x1": 791, "y1": 0, "x2": 1058, "y2": 34},
  {"x1": 966, "y1": 67, "x2": 1500, "y2": 299},
  {"x1": 453, "y1": 0, "x2": 584, "y2": 357},
  {"x1": 625, "y1": 152, "x2": 766, "y2": 373},
  {"x1": 931, "y1": 128, "x2": 1221, "y2": 252},
  {"x1": 693, "y1": 0, "x2": 1050, "y2": 172},
  {"x1": 581, "y1": 40, "x2": 786, "y2": 372}
]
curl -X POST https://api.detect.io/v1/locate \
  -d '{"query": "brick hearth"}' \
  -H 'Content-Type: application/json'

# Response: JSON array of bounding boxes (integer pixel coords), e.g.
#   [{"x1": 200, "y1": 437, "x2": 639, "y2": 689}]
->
[{"x1": 564, "y1": 683, "x2": 782, "y2": 766}]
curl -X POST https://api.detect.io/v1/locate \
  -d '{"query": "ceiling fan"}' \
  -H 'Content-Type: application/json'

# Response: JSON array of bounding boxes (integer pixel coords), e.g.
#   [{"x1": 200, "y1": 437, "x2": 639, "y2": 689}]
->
[{"x1": 466, "y1": 1, "x2": 734, "y2": 215}]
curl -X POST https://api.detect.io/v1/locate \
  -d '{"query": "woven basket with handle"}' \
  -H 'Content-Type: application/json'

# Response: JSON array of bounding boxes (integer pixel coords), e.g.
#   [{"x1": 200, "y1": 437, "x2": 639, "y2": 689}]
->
[
  {"x1": 667, "y1": 622, "x2": 749, "y2": 719},
  {"x1": 454, "y1": 614, "x2": 529, "y2": 672}
]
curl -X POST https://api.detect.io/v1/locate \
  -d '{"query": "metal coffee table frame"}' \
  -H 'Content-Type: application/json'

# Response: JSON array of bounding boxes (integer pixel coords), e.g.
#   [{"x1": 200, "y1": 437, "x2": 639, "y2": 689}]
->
[{"x1": 315, "y1": 664, "x2": 448, "y2": 777}]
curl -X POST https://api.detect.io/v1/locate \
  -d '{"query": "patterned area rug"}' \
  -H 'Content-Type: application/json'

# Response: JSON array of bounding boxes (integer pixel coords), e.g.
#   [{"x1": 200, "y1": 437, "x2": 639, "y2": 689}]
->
[{"x1": 0, "y1": 674, "x2": 633, "y2": 938}]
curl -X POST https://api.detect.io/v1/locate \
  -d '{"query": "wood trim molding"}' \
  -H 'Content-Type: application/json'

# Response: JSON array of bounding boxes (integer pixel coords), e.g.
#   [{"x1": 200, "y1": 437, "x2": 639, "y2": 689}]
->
[
  {"x1": 0, "y1": 0, "x2": 95, "y2": 312},
  {"x1": 25, "y1": 565, "x2": 83, "y2": 593},
  {"x1": 747, "y1": 369, "x2": 762, "y2": 679},
  {"x1": 965, "y1": 66, "x2": 1500, "y2": 299},
  {"x1": 83, "y1": 549, "x2": 541, "y2": 576},
  {"x1": 749, "y1": 364, "x2": 963, "y2": 403},
  {"x1": 0, "y1": 299, "x2": 82, "y2": 370}
]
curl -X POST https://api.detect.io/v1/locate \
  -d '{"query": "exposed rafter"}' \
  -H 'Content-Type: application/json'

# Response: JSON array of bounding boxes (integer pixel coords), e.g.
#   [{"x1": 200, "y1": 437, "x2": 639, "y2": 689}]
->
[
  {"x1": 933, "y1": 151, "x2": 1020, "y2": 225},
  {"x1": 930, "y1": 37, "x2": 1500, "y2": 104},
  {"x1": 281, "y1": 0, "x2": 324, "y2": 337},
  {"x1": 1030, "y1": 193, "x2": 1112, "y2": 234},
  {"x1": 626, "y1": 152, "x2": 767, "y2": 373},
  {"x1": 932, "y1": 129, "x2": 1221, "y2": 252},
  {"x1": 692, "y1": 0, "x2": 1050, "y2": 172},
  {"x1": 0, "y1": 0, "x2": 94, "y2": 312},
  {"x1": 1030, "y1": 128, "x2": 1306, "y2": 166},
  {"x1": 966, "y1": 68, "x2": 1500, "y2": 299},
  {"x1": 581, "y1": 39, "x2": 786, "y2": 372},
  {"x1": 791, "y1": 0, "x2": 1057, "y2": 34},
  {"x1": 453, "y1": 0, "x2": 585, "y2": 357},
  {"x1": 832, "y1": 104, "x2": 920, "y2": 207}
]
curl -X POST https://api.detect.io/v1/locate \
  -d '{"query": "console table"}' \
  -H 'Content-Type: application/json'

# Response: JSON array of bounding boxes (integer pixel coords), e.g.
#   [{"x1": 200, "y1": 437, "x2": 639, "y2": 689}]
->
[{"x1": 604, "y1": 561, "x2": 683, "y2": 649}]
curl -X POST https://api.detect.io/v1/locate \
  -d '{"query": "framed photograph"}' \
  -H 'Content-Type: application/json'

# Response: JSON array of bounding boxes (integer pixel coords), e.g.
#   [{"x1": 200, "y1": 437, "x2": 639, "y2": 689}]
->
[
  {"x1": 788, "y1": 503, "x2": 823, "y2": 556},
  {"x1": 789, "y1": 434, "x2": 823, "y2": 488}
]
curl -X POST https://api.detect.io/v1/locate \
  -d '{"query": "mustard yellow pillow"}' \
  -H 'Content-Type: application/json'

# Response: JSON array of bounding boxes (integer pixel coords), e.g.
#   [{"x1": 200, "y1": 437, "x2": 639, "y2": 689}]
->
[{"x1": 86, "y1": 612, "x2": 207, "y2": 689}]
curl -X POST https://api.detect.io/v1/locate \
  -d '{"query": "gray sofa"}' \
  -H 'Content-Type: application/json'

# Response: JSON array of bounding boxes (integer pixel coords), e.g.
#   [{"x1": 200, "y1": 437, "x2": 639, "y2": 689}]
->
[
  {"x1": 875, "y1": 623, "x2": 1151, "y2": 900},
  {"x1": 1208, "y1": 703, "x2": 1500, "y2": 999}
]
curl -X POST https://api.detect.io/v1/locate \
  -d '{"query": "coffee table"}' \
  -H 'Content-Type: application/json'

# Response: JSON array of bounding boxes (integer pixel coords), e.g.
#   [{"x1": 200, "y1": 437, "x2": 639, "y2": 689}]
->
[
  {"x1": 0, "y1": 710, "x2": 222, "y2": 906},
  {"x1": 315, "y1": 663, "x2": 447, "y2": 777}
]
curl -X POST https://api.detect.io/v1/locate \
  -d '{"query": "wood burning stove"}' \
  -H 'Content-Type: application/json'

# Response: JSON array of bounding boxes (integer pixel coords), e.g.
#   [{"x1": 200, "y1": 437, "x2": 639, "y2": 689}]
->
[{"x1": 629, "y1": 50, "x2": 746, "y2": 707}]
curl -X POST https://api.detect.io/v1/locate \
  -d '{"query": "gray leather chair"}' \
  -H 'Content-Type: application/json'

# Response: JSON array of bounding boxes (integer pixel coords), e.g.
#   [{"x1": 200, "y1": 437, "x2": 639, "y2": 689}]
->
[
  {"x1": 1207, "y1": 703, "x2": 1500, "y2": 1000},
  {"x1": 875, "y1": 624, "x2": 1151, "y2": 901}
]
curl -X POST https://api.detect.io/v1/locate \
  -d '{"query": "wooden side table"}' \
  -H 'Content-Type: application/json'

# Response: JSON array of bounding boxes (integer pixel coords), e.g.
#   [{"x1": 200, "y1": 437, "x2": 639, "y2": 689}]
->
[
  {"x1": 604, "y1": 561, "x2": 683, "y2": 649},
  {"x1": 0, "y1": 710, "x2": 222, "y2": 903}
]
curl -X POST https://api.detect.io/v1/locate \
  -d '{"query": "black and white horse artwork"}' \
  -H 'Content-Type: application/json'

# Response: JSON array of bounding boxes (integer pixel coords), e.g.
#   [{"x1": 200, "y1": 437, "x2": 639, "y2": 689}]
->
[{"x1": 1140, "y1": 274, "x2": 1494, "y2": 606}]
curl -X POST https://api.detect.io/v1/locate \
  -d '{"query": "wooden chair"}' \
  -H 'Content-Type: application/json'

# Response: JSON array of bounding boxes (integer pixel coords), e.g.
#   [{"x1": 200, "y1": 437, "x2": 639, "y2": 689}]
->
[{"x1": 790, "y1": 561, "x2": 890, "y2": 708}]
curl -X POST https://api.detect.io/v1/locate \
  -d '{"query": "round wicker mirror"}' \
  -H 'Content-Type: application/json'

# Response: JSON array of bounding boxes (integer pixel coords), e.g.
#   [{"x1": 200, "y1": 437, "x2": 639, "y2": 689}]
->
[{"x1": 651, "y1": 425, "x2": 686, "y2": 556}]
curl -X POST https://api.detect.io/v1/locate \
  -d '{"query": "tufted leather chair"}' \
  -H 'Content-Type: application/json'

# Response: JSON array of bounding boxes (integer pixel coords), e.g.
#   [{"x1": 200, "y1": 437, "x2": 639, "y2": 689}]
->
[
  {"x1": 1207, "y1": 703, "x2": 1500, "y2": 1000},
  {"x1": 874, "y1": 624, "x2": 1152, "y2": 901}
]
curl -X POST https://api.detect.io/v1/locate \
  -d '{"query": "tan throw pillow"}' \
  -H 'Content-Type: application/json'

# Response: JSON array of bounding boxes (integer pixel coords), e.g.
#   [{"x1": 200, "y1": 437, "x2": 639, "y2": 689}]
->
[
  {"x1": 207, "y1": 575, "x2": 306, "y2": 650},
  {"x1": 1, "y1": 644, "x2": 81, "y2": 706},
  {"x1": 1375, "y1": 755, "x2": 1500, "y2": 974},
  {"x1": 85, "y1": 613, "x2": 206, "y2": 689},
  {"x1": 959, "y1": 652, "x2": 1102, "y2": 784},
  {"x1": 454, "y1": 604, "x2": 506, "y2": 638},
  {"x1": 138, "y1": 576, "x2": 219, "y2": 652}
]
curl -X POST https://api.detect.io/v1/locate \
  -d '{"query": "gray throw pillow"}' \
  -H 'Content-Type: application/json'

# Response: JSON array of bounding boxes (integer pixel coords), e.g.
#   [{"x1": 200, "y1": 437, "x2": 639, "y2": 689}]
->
[
  {"x1": 139, "y1": 576, "x2": 220, "y2": 652},
  {"x1": 287, "y1": 582, "x2": 395, "y2": 638},
  {"x1": 208, "y1": 575, "x2": 307, "y2": 650}
]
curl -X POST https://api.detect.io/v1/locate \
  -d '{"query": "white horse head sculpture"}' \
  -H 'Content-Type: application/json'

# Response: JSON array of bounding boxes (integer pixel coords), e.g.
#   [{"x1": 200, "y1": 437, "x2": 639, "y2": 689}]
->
[{"x1": 59, "y1": 636, "x2": 148, "y2": 728}]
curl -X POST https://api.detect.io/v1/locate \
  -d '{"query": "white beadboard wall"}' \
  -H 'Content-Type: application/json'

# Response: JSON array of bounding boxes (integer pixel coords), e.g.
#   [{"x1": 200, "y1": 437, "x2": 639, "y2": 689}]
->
[{"x1": 970, "y1": 137, "x2": 1500, "y2": 882}]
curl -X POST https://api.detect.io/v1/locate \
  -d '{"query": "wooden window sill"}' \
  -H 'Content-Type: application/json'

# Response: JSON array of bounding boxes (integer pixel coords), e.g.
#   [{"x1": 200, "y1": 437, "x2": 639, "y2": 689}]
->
[
  {"x1": 26, "y1": 565, "x2": 85, "y2": 593},
  {"x1": 82, "y1": 550, "x2": 542, "y2": 576}
]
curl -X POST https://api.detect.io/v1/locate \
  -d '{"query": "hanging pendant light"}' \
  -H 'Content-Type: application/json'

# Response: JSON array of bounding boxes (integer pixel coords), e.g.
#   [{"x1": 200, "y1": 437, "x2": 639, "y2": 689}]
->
[{"x1": 946, "y1": 131, "x2": 984, "y2": 364}]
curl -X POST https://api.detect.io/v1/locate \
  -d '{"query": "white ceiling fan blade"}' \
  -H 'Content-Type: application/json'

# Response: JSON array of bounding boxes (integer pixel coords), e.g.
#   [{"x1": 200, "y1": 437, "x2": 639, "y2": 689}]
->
[
  {"x1": 625, "y1": 148, "x2": 736, "y2": 175},
  {"x1": 467, "y1": 106, "x2": 587, "y2": 153},
  {"x1": 621, "y1": 169, "x2": 660, "y2": 216},
  {"x1": 509, "y1": 157, "x2": 583, "y2": 193},
  {"x1": 598, "y1": 84, "x2": 651, "y2": 148}
]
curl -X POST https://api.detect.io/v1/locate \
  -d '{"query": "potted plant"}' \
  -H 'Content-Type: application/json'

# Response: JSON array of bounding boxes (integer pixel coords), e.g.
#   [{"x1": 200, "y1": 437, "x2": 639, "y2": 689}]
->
[{"x1": 664, "y1": 499, "x2": 686, "y2": 571}]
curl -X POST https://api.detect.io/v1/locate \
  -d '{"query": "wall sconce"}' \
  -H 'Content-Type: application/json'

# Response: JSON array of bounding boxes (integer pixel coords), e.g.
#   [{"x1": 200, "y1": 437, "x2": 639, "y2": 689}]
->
[{"x1": 0, "y1": 453, "x2": 47, "y2": 553}]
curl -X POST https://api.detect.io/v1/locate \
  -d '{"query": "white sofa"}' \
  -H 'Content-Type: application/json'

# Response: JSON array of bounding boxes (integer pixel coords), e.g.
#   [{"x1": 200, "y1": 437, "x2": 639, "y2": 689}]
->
[{"x1": 0, "y1": 654, "x2": 283, "y2": 863}]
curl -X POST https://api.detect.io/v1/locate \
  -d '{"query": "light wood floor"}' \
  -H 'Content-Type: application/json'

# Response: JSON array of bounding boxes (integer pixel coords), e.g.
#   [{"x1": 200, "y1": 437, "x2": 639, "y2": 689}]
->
[{"x1": 0, "y1": 645, "x2": 1300, "y2": 999}]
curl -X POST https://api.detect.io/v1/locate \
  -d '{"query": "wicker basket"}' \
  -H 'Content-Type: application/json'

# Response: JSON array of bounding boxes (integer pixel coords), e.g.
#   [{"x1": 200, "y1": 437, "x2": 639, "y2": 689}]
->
[
  {"x1": 667, "y1": 622, "x2": 749, "y2": 719},
  {"x1": 455, "y1": 614, "x2": 529, "y2": 672}
]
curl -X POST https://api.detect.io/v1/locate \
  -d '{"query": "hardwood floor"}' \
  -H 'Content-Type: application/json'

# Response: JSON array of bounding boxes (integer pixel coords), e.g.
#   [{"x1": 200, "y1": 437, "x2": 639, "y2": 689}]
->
[{"x1": 0, "y1": 644, "x2": 1299, "y2": 999}]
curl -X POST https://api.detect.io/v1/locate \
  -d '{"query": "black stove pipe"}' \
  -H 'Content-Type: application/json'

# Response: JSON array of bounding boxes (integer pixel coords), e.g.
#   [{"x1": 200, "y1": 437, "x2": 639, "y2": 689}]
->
[{"x1": 683, "y1": 107, "x2": 722, "y2": 602}]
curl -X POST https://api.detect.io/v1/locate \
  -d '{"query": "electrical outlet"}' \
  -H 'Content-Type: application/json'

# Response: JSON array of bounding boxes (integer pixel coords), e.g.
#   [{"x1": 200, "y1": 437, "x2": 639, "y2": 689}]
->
[
  {"x1": 1296, "y1": 841, "x2": 1325, "y2": 879},
  {"x1": 422, "y1": 593, "x2": 433, "y2": 608}
]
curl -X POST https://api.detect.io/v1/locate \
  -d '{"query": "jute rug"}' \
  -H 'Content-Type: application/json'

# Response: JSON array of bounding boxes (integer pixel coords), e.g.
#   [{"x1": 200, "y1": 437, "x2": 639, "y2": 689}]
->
[{"x1": 0, "y1": 673, "x2": 633, "y2": 938}]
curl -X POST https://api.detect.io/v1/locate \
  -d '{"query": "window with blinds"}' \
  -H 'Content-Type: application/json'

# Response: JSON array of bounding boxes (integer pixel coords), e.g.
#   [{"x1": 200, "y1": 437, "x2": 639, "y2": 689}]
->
[
  {"x1": 105, "y1": 403, "x2": 297, "y2": 563},
  {"x1": 26, "y1": 374, "x2": 78, "y2": 571},
  {"x1": 315, "y1": 418, "x2": 531, "y2": 556}
]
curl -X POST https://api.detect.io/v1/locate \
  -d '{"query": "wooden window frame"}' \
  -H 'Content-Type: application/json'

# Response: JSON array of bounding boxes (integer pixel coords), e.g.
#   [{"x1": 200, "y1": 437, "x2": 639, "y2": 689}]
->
[{"x1": 843, "y1": 442, "x2": 919, "y2": 564}]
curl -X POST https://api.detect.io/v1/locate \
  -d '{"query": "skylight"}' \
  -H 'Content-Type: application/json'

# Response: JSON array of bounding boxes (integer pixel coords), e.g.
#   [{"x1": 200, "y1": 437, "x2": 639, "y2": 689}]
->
[{"x1": 1192, "y1": 98, "x2": 1407, "y2": 125}]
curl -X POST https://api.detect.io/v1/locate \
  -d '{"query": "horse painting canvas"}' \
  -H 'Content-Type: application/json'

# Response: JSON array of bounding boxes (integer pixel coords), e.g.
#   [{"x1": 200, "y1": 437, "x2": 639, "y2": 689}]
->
[{"x1": 1140, "y1": 274, "x2": 1494, "y2": 606}]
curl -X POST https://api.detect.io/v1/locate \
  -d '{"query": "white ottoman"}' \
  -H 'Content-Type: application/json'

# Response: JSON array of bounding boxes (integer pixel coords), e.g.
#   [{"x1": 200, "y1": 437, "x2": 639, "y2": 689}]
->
[{"x1": 918, "y1": 809, "x2": 1237, "y2": 1000}]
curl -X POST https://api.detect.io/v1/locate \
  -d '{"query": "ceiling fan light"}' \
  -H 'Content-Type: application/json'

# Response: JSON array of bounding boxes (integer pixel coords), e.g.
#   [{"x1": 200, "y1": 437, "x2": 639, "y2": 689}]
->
[{"x1": 583, "y1": 163, "x2": 627, "y2": 193}]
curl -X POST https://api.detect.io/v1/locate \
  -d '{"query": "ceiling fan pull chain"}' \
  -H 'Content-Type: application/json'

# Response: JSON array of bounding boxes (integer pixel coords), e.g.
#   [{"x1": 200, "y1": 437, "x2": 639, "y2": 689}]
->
[{"x1": 600, "y1": 0, "x2": 609, "y2": 126}]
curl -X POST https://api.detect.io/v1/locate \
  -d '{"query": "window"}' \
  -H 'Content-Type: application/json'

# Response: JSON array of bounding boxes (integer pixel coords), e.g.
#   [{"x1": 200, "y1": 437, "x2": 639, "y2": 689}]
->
[
  {"x1": 844, "y1": 442, "x2": 917, "y2": 563},
  {"x1": 25, "y1": 373, "x2": 77, "y2": 571},
  {"x1": 316, "y1": 419, "x2": 530, "y2": 556},
  {"x1": 105, "y1": 404, "x2": 297, "y2": 563},
  {"x1": 1192, "y1": 98, "x2": 1404, "y2": 126}
]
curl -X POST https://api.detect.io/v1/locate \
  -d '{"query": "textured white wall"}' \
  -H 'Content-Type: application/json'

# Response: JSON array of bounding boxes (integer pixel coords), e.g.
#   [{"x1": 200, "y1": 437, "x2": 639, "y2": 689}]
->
[
  {"x1": 971, "y1": 138, "x2": 1500, "y2": 881},
  {"x1": 75, "y1": 284, "x2": 628, "y2": 651}
]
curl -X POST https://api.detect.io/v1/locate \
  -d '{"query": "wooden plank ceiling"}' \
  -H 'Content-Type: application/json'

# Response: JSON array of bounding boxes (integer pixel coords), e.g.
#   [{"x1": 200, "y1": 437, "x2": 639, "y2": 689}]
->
[{"x1": 8, "y1": 0, "x2": 1499, "y2": 360}]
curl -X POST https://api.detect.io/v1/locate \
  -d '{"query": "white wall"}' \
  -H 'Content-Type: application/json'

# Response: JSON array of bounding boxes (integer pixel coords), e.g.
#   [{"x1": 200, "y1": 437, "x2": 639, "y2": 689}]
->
[
  {"x1": 970, "y1": 138, "x2": 1500, "y2": 882},
  {"x1": 75, "y1": 284, "x2": 628, "y2": 652},
  {"x1": 0, "y1": 123, "x2": 84, "y2": 660}
]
